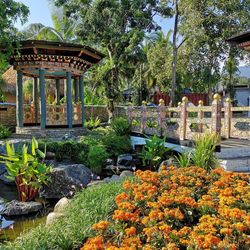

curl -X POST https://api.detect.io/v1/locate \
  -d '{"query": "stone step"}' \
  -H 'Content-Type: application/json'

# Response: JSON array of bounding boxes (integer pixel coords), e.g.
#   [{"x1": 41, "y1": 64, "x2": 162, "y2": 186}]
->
[{"x1": 219, "y1": 157, "x2": 250, "y2": 172}]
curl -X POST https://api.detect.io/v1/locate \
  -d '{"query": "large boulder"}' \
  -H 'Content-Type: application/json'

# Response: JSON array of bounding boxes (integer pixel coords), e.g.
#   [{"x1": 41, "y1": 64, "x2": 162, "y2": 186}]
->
[
  {"x1": 117, "y1": 154, "x2": 133, "y2": 167},
  {"x1": 40, "y1": 163, "x2": 92, "y2": 199},
  {"x1": 54, "y1": 197, "x2": 70, "y2": 213},
  {"x1": 0, "y1": 200, "x2": 43, "y2": 216}
]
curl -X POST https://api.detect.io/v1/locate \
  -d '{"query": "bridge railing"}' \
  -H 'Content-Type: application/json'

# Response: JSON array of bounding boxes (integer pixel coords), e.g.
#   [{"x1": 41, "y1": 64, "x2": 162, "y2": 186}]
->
[{"x1": 127, "y1": 94, "x2": 250, "y2": 142}]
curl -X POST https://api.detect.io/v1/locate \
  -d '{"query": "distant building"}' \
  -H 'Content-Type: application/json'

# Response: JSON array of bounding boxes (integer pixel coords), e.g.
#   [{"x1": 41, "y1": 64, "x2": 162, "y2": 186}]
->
[{"x1": 227, "y1": 31, "x2": 250, "y2": 107}]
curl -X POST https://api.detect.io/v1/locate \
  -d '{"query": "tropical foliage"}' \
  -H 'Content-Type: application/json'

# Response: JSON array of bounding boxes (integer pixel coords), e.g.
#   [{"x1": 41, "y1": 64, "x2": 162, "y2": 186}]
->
[
  {"x1": 0, "y1": 138, "x2": 51, "y2": 202},
  {"x1": 82, "y1": 166, "x2": 250, "y2": 250}
]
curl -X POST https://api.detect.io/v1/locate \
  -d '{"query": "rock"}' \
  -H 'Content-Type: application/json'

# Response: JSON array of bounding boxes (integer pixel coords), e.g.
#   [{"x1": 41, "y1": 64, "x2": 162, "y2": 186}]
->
[
  {"x1": 0, "y1": 163, "x2": 6, "y2": 176},
  {"x1": 54, "y1": 197, "x2": 70, "y2": 213},
  {"x1": 159, "y1": 157, "x2": 177, "y2": 169},
  {"x1": 0, "y1": 173, "x2": 15, "y2": 186},
  {"x1": 46, "y1": 212, "x2": 64, "y2": 226},
  {"x1": 87, "y1": 180, "x2": 106, "y2": 187},
  {"x1": 0, "y1": 200, "x2": 43, "y2": 216},
  {"x1": 103, "y1": 174, "x2": 120, "y2": 183},
  {"x1": 105, "y1": 158, "x2": 114, "y2": 166},
  {"x1": 117, "y1": 154, "x2": 133, "y2": 166},
  {"x1": 120, "y1": 170, "x2": 134, "y2": 178},
  {"x1": 40, "y1": 163, "x2": 92, "y2": 199},
  {"x1": 45, "y1": 152, "x2": 55, "y2": 160}
]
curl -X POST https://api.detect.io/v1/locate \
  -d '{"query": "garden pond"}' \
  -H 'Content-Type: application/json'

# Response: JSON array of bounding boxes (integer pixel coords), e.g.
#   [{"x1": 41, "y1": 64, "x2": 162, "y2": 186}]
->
[{"x1": 0, "y1": 182, "x2": 47, "y2": 243}]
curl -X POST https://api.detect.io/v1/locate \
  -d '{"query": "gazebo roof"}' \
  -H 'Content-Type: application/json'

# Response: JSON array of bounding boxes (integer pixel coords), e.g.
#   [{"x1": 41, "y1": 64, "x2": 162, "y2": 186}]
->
[
  {"x1": 8, "y1": 40, "x2": 105, "y2": 79},
  {"x1": 227, "y1": 31, "x2": 250, "y2": 51}
]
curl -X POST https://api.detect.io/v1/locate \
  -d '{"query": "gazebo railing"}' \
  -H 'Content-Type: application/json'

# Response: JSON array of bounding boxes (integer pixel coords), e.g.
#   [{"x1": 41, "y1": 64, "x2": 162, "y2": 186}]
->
[{"x1": 23, "y1": 103, "x2": 83, "y2": 127}]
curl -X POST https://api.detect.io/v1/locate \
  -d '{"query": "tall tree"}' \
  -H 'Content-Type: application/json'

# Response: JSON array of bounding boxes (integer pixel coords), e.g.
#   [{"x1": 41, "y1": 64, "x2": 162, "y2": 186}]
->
[
  {"x1": 54, "y1": 0, "x2": 171, "y2": 118},
  {"x1": 0, "y1": 0, "x2": 29, "y2": 71}
]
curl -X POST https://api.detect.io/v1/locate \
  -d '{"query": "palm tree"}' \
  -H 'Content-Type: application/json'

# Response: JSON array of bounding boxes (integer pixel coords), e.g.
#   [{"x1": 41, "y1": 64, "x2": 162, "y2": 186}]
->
[{"x1": 20, "y1": 1, "x2": 78, "y2": 43}]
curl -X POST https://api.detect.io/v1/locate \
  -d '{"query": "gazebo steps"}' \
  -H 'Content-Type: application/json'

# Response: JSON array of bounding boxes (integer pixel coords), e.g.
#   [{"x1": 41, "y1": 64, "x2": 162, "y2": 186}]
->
[
  {"x1": 15, "y1": 127, "x2": 86, "y2": 139},
  {"x1": 217, "y1": 144, "x2": 250, "y2": 173}
]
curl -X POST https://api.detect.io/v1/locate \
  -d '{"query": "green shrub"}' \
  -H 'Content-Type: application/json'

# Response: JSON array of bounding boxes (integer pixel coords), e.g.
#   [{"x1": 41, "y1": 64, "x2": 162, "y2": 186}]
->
[
  {"x1": 175, "y1": 151, "x2": 192, "y2": 168},
  {"x1": 102, "y1": 133, "x2": 132, "y2": 158},
  {"x1": 192, "y1": 133, "x2": 219, "y2": 171},
  {"x1": 140, "y1": 135, "x2": 169, "y2": 170},
  {"x1": 0, "y1": 125, "x2": 11, "y2": 139},
  {"x1": 38, "y1": 140, "x2": 88, "y2": 163},
  {"x1": 87, "y1": 145, "x2": 109, "y2": 174},
  {"x1": 85, "y1": 117, "x2": 101, "y2": 129},
  {"x1": 111, "y1": 117, "x2": 131, "y2": 136}
]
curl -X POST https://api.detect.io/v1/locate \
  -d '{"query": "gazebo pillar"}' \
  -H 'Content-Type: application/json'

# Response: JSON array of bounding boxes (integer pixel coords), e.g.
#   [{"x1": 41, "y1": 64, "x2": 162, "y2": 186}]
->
[
  {"x1": 39, "y1": 69, "x2": 46, "y2": 129},
  {"x1": 66, "y1": 72, "x2": 73, "y2": 128},
  {"x1": 33, "y1": 77, "x2": 38, "y2": 124},
  {"x1": 74, "y1": 78, "x2": 79, "y2": 103},
  {"x1": 16, "y1": 71, "x2": 23, "y2": 128},
  {"x1": 79, "y1": 75, "x2": 84, "y2": 127},
  {"x1": 55, "y1": 79, "x2": 60, "y2": 105}
]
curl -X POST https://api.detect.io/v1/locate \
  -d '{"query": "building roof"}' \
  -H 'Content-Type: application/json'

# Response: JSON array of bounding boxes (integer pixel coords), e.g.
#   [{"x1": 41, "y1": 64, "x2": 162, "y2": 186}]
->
[
  {"x1": 1, "y1": 66, "x2": 16, "y2": 94},
  {"x1": 4, "y1": 40, "x2": 105, "y2": 79},
  {"x1": 227, "y1": 31, "x2": 250, "y2": 51}
]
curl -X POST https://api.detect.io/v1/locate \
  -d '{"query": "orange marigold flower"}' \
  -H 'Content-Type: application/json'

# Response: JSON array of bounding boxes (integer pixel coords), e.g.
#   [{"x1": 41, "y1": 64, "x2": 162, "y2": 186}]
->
[
  {"x1": 115, "y1": 192, "x2": 130, "y2": 204},
  {"x1": 81, "y1": 236, "x2": 104, "y2": 250},
  {"x1": 92, "y1": 221, "x2": 109, "y2": 231},
  {"x1": 125, "y1": 226, "x2": 137, "y2": 236}
]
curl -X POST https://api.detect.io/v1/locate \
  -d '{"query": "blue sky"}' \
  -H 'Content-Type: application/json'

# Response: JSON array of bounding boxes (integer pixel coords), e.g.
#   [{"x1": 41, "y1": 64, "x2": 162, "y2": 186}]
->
[{"x1": 15, "y1": 0, "x2": 174, "y2": 33}]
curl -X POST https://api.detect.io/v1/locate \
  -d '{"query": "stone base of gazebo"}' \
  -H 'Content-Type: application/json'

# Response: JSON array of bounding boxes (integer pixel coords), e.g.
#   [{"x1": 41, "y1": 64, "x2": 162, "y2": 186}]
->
[{"x1": 16, "y1": 126, "x2": 86, "y2": 139}]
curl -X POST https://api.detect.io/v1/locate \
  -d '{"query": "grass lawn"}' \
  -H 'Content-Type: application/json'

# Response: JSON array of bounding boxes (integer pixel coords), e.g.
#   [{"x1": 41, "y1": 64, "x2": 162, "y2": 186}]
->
[{"x1": 1, "y1": 181, "x2": 122, "y2": 250}]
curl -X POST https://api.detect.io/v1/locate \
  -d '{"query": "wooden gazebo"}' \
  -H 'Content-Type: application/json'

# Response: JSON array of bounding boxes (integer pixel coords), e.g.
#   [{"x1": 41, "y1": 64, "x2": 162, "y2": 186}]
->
[{"x1": 8, "y1": 40, "x2": 104, "y2": 134}]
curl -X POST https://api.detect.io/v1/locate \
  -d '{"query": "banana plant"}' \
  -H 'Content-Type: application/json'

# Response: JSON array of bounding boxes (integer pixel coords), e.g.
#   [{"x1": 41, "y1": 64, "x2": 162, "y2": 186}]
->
[{"x1": 0, "y1": 138, "x2": 51, "y2": 202}]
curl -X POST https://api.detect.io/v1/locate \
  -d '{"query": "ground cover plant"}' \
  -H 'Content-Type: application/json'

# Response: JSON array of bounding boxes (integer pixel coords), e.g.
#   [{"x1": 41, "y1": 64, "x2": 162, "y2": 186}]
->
[
  {"x1": 0, "y1": 181, "x2": 122, "y2": 250},
  {"x1": 82, "y1": 166, "x2": 250, "y2": 250}
]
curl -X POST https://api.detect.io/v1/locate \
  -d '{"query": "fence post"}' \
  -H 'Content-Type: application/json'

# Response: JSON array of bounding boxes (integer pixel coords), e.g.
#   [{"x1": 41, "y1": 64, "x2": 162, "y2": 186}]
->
[
  {"x1": 127, "y1": 106, "x2": 131, "y2": 124},
  {"x1": 180, "y1": 96, "x2": 188, "y2": 141},
  {"x1": 211, "y1": 93, "x2": 222, "y2": 143},
  {"x1": 198, "y1": 100, "x2": 204, "y2": 133},
  {"x1": 158, "y1": 99, "x2": 166, "y2": 137},
  {"x1": 141, "y1": 101, "x2": 147, "y2": 133},
  {"x1": 224, "y1": 97, "x2": 232, "y2": 139}
]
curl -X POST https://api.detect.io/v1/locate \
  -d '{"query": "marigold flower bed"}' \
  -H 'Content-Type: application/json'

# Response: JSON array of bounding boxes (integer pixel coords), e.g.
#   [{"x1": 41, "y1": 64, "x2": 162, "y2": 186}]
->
[{"x1": 82, "y1": 166, "x2": 250, "y2": 250}]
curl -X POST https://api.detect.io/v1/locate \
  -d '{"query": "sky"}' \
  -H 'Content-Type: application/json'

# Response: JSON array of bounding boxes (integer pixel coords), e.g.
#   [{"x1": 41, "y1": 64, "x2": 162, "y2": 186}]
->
[{"x1": 15, "y1": 0, "x2": 174, "y2": 33}]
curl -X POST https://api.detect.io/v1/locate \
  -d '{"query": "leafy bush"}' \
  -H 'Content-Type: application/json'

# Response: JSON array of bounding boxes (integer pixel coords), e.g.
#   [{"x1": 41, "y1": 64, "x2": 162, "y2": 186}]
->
[
  {"x1": 192, "y1": 133, "x2": 219, "y2": 171},
  {"x1": 111, "y1": 117, "x2": 131, "y2": 136},
  {"x1": 39, "y1": 140, "x2": 88, "y2": 163},
  {"x1": 85, "y1": 117, "x2": 101, "y2": 129},
  {"x1": 140, "y1": 135, "x2": 169, "y2": 170},
  {"x1": 102, "y1": 133, "x2": 132, "y2": 158},
  {"x1": 0, "y1": 124, "x2": 11, "y2": 139},
  {"x1": 0, "y1": 138, "x2": 51, "y2": 202},
  {"x1": 87, "y1": 145, "x2": 109, "y2": 174},
  {"x1": 146, "y1": 120, "x2": 158, "y2": 128}
]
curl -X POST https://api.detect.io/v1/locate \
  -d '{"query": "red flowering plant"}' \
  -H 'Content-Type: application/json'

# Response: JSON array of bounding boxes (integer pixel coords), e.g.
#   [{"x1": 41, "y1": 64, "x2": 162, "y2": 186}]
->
[{"x1": 81, "y1": 166, "x2": 250, "y2": 250}]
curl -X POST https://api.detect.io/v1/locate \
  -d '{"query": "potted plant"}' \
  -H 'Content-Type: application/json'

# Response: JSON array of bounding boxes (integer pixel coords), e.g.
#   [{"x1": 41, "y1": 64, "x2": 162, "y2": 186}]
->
[{"x1": 0, "y1": 138, "x2": 51, "y2": 202}]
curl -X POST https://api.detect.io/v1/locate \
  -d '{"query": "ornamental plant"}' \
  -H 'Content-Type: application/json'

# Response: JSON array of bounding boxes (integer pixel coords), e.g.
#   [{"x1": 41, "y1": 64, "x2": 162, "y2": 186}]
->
[
  {"x1": 140, "y1": 135, "x2": 169, "y2": 170},
  {"x1": 0, "y1": 138, "x2": 51, "y2": 202},
  {"x1": 82, "y1": 166, "x2": 250, "y2": 250},
  {"x1": 111, "y1": 117, "x2": 131, "y2": 136}
]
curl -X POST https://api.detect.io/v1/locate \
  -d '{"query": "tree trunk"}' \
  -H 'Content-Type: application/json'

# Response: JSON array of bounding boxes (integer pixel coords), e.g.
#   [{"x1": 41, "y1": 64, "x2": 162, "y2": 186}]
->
[{"x1": 170, "y1": 0, "x2": 179, "y2": 107}]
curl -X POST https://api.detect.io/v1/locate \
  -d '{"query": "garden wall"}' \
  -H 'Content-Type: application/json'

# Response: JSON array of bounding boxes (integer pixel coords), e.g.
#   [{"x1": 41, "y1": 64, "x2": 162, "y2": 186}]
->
[
  {"x1": 0, "y1": 104, "x2": 127, "y2": 128},
  {"x1": 0, "y1": 103, "x2": 16, "y2": 129}
]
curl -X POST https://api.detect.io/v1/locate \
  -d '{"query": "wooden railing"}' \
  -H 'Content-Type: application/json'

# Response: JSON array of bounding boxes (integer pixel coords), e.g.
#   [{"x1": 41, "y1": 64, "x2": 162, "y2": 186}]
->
[{"x1": 127, "y1": 95, "x2": 250, "y2": 141}]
